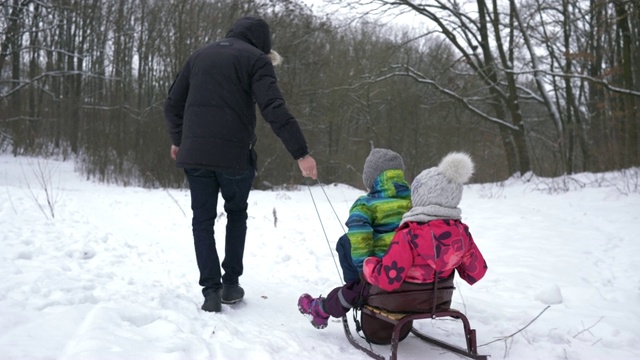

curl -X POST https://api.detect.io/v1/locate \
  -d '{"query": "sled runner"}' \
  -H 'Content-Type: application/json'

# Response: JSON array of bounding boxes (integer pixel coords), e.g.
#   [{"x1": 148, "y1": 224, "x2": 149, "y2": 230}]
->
[{"x1": 342, "y1": 274, "x2": 488, "y2": 360}]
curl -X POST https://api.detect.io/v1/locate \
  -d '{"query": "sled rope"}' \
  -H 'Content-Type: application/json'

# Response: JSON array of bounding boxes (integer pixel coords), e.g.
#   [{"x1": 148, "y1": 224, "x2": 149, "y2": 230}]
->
[
  {"x1": 306, "y1": 180, "x2": 345, "y2": 284},
  {"x1": 315, "y1": 182, "x2": 347, "y2": 234}
]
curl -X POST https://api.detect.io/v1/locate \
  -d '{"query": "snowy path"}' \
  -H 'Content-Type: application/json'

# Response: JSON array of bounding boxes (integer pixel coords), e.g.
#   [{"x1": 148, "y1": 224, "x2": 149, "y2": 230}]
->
[{"x1": 0, "y1": 156, "x2": 639, "y2": 359}]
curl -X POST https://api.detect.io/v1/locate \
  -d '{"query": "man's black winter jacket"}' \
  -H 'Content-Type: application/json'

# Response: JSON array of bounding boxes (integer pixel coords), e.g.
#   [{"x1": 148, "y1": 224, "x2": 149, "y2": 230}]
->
[{"x1": 164, "y1": 17, "x2": 308, "y2": 171}]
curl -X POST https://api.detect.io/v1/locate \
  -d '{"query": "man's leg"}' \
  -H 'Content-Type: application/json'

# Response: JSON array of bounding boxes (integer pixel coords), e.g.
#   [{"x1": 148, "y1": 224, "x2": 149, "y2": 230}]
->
[
  {"x1": 217, "y1": 162, "x2": 255, "y2": 287},
  {"x1": 336, "y1": 234, "x2": 360, "y2": 283},
  {"x1": 184, "y1": 168, "x2": 222, "y2": 297}
]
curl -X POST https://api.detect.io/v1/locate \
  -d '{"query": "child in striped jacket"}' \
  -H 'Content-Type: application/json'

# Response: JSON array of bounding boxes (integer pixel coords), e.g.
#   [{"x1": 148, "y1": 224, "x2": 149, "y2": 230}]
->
[{"x1": 336, "y1": 148, "x2": 412, "y2": 284}]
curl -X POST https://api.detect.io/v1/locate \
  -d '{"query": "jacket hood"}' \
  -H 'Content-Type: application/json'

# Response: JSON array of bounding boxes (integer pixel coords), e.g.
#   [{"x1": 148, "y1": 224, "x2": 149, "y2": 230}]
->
[
  {"x1": 368, "y1": 169, "x2": 411, "y2": 200},
  {"x1": 226, "y1": 16, "x2": 272, "y2": 54}
]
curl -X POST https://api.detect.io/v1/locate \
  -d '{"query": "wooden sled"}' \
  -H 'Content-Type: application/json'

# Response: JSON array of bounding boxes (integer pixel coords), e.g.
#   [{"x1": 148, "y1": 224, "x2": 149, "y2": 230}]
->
[{"x1": 342, "y1": 275, "x2": 488, "y2": 360}]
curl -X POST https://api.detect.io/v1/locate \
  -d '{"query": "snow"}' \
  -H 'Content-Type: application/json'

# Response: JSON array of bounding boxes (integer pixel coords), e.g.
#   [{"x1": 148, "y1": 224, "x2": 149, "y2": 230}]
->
[
  {"x1": 1, "y1": 155, "x2": 639, "y2": 360},
  {"x1": 534, "y1": 285, "x2": 563, "y2": 306}
]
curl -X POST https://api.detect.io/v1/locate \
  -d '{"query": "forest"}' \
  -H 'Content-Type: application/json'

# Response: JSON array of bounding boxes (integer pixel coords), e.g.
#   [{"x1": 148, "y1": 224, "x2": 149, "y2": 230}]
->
[{"x1": 1, "y1": 0, "x2": 639, "y2": 188}]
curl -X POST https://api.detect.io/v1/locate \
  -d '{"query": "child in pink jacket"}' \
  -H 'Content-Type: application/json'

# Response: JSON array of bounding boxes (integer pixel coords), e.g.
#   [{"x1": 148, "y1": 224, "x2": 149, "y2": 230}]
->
[{"x1": 298, "y1": 152, "x2": 487, "y2": 329}]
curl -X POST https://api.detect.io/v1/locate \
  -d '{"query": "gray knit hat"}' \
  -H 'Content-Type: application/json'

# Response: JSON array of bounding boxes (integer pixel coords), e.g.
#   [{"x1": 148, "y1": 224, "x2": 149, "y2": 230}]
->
[
  {"x1": 362, "y1": 148, "x2": 405, "y2": 189},
  {"x1": 411, "y1": 152, "x2": 474, "y2": 209}
]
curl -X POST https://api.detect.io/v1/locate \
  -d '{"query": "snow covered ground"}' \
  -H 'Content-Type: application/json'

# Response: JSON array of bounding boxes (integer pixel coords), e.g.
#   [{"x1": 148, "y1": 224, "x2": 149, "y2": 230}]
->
[{"x1": 0, "y1": 154, "x2": 638, "y2": 360}]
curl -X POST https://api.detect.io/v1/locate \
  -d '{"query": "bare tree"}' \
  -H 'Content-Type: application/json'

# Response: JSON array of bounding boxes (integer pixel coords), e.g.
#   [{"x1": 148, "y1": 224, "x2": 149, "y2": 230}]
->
[
  {"x1": 2, "y1": 0, "x2": 637, "y2": 189},
  {"x1": 331, "y1": 0, "x2": 640, "y2": 177}
]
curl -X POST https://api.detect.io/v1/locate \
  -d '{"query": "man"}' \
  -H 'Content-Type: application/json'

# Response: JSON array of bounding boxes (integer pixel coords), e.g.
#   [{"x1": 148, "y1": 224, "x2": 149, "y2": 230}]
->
[{"x1": 164, "y1": 16, "x2": 317, "y2": 313}]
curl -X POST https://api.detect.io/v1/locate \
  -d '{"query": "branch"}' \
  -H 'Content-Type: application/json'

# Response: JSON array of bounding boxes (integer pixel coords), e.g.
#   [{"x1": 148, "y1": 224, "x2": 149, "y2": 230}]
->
[
  {"x1": 143, "y1": 172, "x2": 186, "y2": 216},
  {"x1": 0, "y1": 116, "x2": 46, "y2": 122},
  {"x1": 391, "y1": 65, "x2": 520, "y2": 130},
  {"x1": 504, "y1": 68, "x2": 640, "y2": 97},
  {"x1": 0, "y1": 70, "x2": 117, "y2": 99},
  {"x1": 4, "y1": 180, "x2": 18, "y2": 214},
  {"x1": 34, "y1": 159, "x2": 57, "y2": 219},
  {"x1": 572, "y1": 316, "x2": 604, "y2": 339},
  {"x1": 0, "y1": 129, "x2": 13, "y2": 140},
  {"x1": 300, "y1": 64, "x2": 519, "y2": 130},
  {"x1": 20, "y1": 161, "x2": 50, "y2": 220},
  {"x1": 479, "y1": 306, "x2": 551, "y2": 347}
]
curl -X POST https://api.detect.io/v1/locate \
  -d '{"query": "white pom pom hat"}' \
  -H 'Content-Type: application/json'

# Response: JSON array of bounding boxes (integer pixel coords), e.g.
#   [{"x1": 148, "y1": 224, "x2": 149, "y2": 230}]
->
[{"x1": 410, "y1": 152, "x2": 474, "y2": 209}]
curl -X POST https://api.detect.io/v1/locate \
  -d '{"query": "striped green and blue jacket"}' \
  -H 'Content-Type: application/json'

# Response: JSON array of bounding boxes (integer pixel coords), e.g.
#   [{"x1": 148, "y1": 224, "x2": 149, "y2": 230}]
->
[{"x1": 347, "y1": 169, "x2": 411, "y2": 272}]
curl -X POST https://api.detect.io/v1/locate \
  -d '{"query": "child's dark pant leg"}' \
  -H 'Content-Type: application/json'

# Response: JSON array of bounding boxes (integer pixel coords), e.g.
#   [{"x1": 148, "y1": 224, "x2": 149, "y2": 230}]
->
[
  {"x1": 322, "y1": 280, "x2": 368, "y2": 318},
  {"x1": 336, "y1": 234, "x2": 360, "y2": 283}
]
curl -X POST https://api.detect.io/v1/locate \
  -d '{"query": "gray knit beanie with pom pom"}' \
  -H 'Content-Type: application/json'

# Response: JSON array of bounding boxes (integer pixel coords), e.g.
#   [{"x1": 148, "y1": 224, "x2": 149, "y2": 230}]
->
[{"x1": 401, "y1": 152, "x2": 475, "y2": 224}]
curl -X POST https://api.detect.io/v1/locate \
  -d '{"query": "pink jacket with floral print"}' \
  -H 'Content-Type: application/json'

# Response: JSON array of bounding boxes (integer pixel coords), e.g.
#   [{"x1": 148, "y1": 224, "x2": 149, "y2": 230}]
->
[{"x1": 363, "y1": 219, "x2": 487, "y2": 291}]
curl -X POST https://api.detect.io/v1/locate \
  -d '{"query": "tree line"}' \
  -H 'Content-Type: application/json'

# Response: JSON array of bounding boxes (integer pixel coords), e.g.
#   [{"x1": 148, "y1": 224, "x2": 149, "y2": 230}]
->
[{"x1": 1, "y1": 0, "x2": 638, "y2": 189}]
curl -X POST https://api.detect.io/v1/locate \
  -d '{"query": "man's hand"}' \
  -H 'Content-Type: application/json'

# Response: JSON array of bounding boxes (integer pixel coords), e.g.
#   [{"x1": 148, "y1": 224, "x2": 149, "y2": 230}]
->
[
  {"x1": 170, "y1": 145, "x2": 179, "y2": 160},
  {"x1": 297, "y1": 154, "x2": 317, "y2": 180}
]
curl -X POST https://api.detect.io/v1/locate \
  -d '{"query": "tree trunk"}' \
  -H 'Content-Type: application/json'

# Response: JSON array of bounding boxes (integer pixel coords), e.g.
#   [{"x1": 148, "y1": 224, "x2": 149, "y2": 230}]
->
[{"x1": 614, "y1": 1, "x2": 638, "y2": 166}]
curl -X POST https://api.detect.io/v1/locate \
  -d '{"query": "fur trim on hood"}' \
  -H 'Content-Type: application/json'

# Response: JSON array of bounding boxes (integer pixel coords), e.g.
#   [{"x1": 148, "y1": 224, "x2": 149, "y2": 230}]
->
[{"x1": 268, "y1": 50, "x2": 282, "y2": 66}]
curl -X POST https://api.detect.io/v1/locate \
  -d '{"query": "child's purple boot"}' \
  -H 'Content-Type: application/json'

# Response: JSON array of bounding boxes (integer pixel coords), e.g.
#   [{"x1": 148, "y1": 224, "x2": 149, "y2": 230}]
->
[{"x1": 298, "y1": 293, "x2": 329, "y2": 329}]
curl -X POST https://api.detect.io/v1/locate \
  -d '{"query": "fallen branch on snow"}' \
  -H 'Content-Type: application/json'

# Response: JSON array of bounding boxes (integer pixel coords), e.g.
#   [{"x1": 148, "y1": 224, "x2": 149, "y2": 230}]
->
[{"x1": 479, "y1": 305, "x2": 551, "y2": 348}]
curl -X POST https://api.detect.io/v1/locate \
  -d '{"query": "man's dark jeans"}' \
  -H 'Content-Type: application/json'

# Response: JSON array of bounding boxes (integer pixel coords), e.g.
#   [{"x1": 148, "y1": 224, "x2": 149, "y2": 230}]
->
[
  {"x1": 184, "y1": 165, "x2": 255, "y2": 297},
  {"x1": 336, "y1": 234, "x2": 360, "y2": 283}
]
